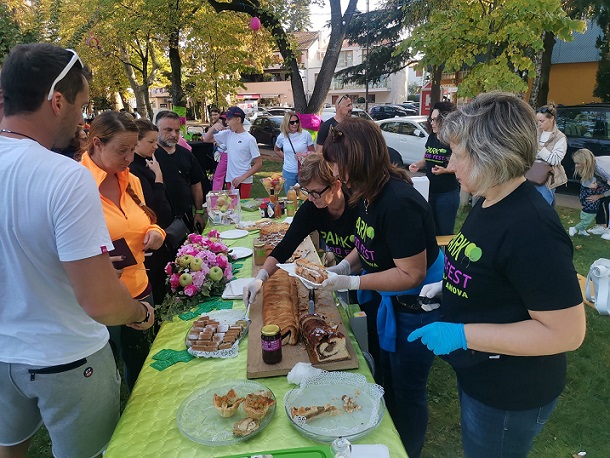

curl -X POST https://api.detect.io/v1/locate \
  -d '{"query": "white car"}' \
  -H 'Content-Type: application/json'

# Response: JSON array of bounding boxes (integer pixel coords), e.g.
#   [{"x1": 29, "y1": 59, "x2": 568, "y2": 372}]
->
[
  {"x1": 321, "y1": 107, "x2": 373, "y2": 122},
  {"x1": 376, "y1": 116, "x2": 430, "y2": 165}
]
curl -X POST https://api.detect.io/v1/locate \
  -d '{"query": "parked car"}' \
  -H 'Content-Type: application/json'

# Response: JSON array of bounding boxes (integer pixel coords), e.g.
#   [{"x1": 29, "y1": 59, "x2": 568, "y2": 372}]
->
[
  {"x1": 243, "y1": 118, "x2": 252, "y2": 132},
  {"x1": 376, "y1": 116, "x2": 430, "y2": 165},
  {"x1": 249, "y1": 115, "x2": 283, "y2": 146},
  {"x1": 398, "y1": 102, "x2": 419, "y2": 113},
  {"x1": 321, "y1": 107, "x2": 373, "y2": 122},
  {"x1": 556, "y1": 104, "x2": 610, "y2": 180},
  {"x1": 266, "y1": 107, "x2": 293, "y2": 117},
  {"x1": 369, "y1": 105, "x2": 415, "y2": 120}
]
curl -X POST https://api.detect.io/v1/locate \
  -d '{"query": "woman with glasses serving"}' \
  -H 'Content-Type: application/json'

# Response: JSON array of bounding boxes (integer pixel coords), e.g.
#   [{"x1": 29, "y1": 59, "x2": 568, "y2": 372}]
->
[
  {"x1": 409, "y1": 101, "x2": 459, "y2": 235},
  {"x1": 533, "y1": 102, "x2": 568, "y2": 205},
  {"x1": 243, "y1": 152, "x2": 357, "y2": 304},
  {"x1": 274, "y1": 111, "x2": 314, "y2": 194}
]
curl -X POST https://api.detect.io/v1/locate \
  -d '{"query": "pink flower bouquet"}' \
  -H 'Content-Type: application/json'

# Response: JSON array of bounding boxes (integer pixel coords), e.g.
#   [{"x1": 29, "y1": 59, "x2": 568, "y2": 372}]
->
[{"x1": 160, "y1": 230, "x2": 233, "y2": 319}]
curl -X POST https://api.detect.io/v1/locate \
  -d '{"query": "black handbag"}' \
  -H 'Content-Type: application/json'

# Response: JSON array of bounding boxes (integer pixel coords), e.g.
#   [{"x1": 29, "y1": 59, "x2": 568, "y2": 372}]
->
[{"x1": 164, "y1": 216, "x2": 190, "y2": 253}]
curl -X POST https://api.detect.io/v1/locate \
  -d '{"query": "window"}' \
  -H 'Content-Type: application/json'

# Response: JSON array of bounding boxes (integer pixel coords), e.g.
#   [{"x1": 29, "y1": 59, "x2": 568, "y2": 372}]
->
[
  {"x1": 380, "y1": 122, "x2": 400, "y2": 134},
  {"x1": 398, "y1": 122, "x2": 417, "y2": 136},
  {"x1": 337, "y1": 51, "x2": 353, "y2": 68}
]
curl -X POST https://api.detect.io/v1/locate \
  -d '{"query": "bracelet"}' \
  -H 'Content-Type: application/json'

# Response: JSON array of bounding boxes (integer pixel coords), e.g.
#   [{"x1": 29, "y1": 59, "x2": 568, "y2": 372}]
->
[
  {"x1": 194, "y1": 209, "x2": 205, "y2": 215},
  {"x1": 133, "y1": 301, "x2": 150, "y2": 324}
]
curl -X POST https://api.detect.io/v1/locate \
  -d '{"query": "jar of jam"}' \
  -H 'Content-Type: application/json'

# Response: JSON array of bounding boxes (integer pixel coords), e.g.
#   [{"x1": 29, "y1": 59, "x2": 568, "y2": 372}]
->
[
  {"x1": 253, "y1": 238, "x2": 266, "y2": 266},
  {"x1": 261, "y1": 324, "x2": 282, "y2": 364}
]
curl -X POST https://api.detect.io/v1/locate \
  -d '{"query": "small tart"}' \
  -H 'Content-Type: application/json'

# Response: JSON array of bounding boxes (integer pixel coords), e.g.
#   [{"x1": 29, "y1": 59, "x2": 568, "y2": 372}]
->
[
  {"x1": 242, "y1": 390, "x2": 276, "y2": 419},
  {"x1": 212, "y1": 388, "x2": 243, "y2": 417}
]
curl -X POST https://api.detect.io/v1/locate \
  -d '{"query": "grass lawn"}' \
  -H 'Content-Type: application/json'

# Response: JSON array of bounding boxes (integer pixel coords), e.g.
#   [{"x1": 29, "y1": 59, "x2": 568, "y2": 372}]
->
[{"x1": 26, "y1": 158, "x2": 610, "y2": 457}]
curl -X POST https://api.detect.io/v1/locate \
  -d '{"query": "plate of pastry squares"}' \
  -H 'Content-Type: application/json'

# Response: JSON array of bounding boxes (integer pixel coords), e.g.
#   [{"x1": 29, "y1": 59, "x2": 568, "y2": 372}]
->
[
  {"x1": 277, "y1": 258, "x2": 335, "y2": 289},
  {"x1": 185, "y1": 309, "x2": 249, "y2": 358}
]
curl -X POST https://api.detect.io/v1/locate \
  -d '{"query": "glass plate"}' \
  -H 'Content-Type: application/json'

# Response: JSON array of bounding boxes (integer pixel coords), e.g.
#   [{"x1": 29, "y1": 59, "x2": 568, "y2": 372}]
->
[
  {"x1": 283, "y1": 372, "x2": 385, "y2": 443},
  {"x1": 177, "y1": 379, "x2": 276, "y2": 446}
]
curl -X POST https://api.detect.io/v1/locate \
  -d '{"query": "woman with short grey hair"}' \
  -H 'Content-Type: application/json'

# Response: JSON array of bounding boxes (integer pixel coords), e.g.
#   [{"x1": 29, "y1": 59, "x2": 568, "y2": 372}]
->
[{"x1": 408, "y1": 92, "x2": 586, "y2": 457}]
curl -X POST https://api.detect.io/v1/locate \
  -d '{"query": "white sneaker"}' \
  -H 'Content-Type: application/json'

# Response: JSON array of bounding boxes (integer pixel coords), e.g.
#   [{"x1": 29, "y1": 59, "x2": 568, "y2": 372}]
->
[
  {"x1": 602, "y1": 232, "x2": 610, "y2": 241},
  {"x1": 569, "y1": 227, "x2": 577, "y2": 236},
  {"x1": 588, "y1": 225, "x2": 607, "y2": 235},
  {"x1": 578, "y1": 230, "x2": 590, "y2": 236}
]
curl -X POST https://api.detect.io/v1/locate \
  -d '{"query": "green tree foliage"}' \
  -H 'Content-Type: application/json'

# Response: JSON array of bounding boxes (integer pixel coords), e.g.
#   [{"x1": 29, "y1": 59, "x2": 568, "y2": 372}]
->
[
  {"x1": 594, "y1": 7, "x2": 610, "y2": 101},
  {"x1": 399, "y1": 0, "x2": 585, "y2": 98},
  {"x1": 335, "y1": 4, "x2": 412, "y2": 85}
]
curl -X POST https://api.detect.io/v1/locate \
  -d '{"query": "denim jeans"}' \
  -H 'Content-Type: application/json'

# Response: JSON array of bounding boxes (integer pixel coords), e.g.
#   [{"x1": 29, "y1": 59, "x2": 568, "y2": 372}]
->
[
  {"x1": 534, "y1": 184, "x2": 555, "y2": 205},
  {"x1": 282, "y1": 169, "x2": 298, "y2": 194},
  {"x1": 459, "y1": 388, "x2": 558, "y2": 458},
  {"x1": 429, "y1": 189, "x2": 460, "y2": 235},
  {"x1": 378, "y1": 307, "x2": 441, "y2": 458}
]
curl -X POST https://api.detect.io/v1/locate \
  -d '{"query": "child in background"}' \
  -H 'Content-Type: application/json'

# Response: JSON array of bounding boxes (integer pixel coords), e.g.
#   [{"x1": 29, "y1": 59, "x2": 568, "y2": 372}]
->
[{"x1": 569, "y1": 149, "x2": 610, "y2": 236}]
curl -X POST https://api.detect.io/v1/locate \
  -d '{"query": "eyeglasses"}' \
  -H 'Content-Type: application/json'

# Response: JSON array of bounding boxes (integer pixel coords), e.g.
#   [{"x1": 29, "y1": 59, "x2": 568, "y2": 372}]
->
[
  {"x1": 536, "y1": 107, "x2": 551, "y2": 115},
  {"x1": 47, "y1": 49, "x2": 84, "y2": 100},
  {"x1": 429, "y1": 117, "x2": 441, "y2": 123},
  {"x1": 289, "y1": 119, "x2": 300, "y2": 125},
  {"x1": 336, "y1": 95, "x2": 350, "y2": 105},
  {"x1": 299, "y1": 184, "x2": 331, "y2": 199}
]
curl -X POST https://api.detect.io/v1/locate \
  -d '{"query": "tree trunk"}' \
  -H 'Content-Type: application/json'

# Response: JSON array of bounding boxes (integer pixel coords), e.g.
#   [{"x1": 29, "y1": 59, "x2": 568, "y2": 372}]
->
[
  {"x1": 430, "y1": 65, "x2": 443, "y2": 106},
  {"x1": 207, "y1": 0, "x2": 358, "y2": 114},
  {"x1": 169, "y1": 26, "x2": 185, "y2": 107},
  {"x1": 531, "y1": 31, "x2": 556, "y2": 108}
]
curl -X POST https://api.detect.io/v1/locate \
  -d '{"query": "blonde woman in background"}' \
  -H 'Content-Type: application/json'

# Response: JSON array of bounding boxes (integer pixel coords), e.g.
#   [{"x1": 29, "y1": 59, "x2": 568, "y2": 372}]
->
[{"x1": 274, "y1": 111, "x2": 314, "y2": 194}]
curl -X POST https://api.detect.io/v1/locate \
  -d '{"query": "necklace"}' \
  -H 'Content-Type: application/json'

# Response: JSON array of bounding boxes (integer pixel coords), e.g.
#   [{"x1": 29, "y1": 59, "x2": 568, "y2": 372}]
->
[
  {"x1": 0, "y1": 129, "x2": 38, "y2": 143},
  {"x1": 363, "y1": 199, "x2": 369, "y2": 214}
]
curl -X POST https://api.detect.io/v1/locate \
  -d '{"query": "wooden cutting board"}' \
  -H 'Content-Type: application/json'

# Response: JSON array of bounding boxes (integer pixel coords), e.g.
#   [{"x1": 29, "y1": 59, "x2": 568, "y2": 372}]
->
[{"x1": 246, "y1": 237, "x2": 359, "y2": 379}]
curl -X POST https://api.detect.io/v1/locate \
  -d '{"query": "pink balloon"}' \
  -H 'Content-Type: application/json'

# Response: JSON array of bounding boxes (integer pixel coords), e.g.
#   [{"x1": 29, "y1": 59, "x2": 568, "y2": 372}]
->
[{"x1": 250, "y1": 17, "x2": 261, "y2": 31}]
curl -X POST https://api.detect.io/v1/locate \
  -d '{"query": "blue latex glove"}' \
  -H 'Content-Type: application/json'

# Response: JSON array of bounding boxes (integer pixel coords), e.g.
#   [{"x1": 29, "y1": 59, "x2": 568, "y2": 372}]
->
[{"x1": 407, "y1": 322, "x2": 467, "y2": 355}]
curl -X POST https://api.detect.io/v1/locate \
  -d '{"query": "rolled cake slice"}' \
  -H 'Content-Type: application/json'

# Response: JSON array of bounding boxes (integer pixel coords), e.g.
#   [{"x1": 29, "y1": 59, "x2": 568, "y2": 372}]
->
[
  {"x1": 299, "y1": 314, "x2": 349, "y2": 362},
  {"x1": 295, "y1": 258, "x2": 328, "y2": 284}
]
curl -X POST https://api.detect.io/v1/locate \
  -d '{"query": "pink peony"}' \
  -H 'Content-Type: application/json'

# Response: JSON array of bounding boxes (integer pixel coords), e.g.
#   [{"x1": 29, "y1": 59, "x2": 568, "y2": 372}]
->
[
  {"x1": 164, "y1": 262, "x2": 173, "y2": 275},
  {"x1": 169, "y1": 273, "x2": 180, "y2": 290},
  {"x1": 183, "y1": 284, "x2": 198, "y2": 297},
  {"x1": 216, "y1": 255, "x2": 229, "y2": 269},
  {"x1": 208, "y1": 230, "x2": 221, "y2": 239},
  {"x1": 208, "y1": 241, "x2": 227, "y2": 253}
]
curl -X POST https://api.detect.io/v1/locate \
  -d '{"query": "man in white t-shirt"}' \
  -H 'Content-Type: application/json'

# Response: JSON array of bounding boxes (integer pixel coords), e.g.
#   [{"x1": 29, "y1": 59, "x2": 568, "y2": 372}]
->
[
  {"x1": 204, "y1": 106, "x2": 262, "y2": 198},
  {"x1": 0, "y1": 43, "x2": 154, "y2": 458}
]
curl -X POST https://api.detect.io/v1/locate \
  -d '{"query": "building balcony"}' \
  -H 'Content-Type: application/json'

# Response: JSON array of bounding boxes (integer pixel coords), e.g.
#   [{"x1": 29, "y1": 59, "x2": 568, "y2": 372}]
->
[{"x1": 330, "y1": 75, "x2": 389, "y2": 91}]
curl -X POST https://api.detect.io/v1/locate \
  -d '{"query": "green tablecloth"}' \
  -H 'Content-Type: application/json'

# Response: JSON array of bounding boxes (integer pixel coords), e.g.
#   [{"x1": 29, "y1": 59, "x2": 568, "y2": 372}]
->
[{"x1": 105, "y1": 205, "x2": 408, "y2": 457}]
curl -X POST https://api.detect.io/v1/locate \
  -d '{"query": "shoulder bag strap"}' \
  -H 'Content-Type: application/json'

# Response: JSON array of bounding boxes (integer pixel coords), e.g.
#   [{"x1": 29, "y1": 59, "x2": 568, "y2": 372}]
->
[{"x1": 287, "y1": 135, "x2": 297, "y2": 154}]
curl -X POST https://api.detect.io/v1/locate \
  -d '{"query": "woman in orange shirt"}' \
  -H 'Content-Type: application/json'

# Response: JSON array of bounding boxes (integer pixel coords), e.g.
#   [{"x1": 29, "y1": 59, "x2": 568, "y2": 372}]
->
[{"x1": 82, "y1": 111, "x2": 165, "y2": 391}]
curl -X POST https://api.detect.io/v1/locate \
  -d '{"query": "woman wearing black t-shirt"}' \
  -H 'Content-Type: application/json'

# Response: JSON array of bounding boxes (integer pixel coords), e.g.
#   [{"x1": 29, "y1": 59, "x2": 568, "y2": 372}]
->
[
  {"x1": 243, "y1": 153, "x2": 358, "y2": 304},
  {"x1": 321, "y1": 118, "x2": 444, "y2": 458},
  {"x1": 409, "y1": 101, "x2": 459, "y2": 235},
  {"x1": 409, "y1": 93, "x2": 585, "y2": 457}
]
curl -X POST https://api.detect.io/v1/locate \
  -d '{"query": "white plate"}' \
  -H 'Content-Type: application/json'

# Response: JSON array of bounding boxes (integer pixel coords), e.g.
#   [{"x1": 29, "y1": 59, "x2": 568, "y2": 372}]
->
[
  {"x1": 219, "y1": 229, "x2": 249, "y2": 239},
  {"x1": 276, "y1": 263, "x2": 336, "y2": 289},
  {"x1": 222, "y1": 277, "x2": 255, "y2": 300},
  {"x1": 284, "y1": 216, "x2": 294, "y2": 224},
  {"x1": 230, "y1": 247, "x2": 253, "y2": 260}
]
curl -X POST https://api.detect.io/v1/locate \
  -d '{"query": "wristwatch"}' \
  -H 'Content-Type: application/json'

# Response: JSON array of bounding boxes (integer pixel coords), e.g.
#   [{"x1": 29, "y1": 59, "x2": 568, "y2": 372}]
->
[
  {"x1": 133, "y1": 301, "x2": 150, "y2": 324},
  {"x1": 194, "y1": 209, "x2": 205, "y2": 215}
]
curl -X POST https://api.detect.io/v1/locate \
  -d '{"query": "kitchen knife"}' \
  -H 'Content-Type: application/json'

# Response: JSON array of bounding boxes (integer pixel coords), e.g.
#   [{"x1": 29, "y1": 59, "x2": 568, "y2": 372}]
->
[{"x1": 308, "y1": 288, "x2": 315, "y2": 314}]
